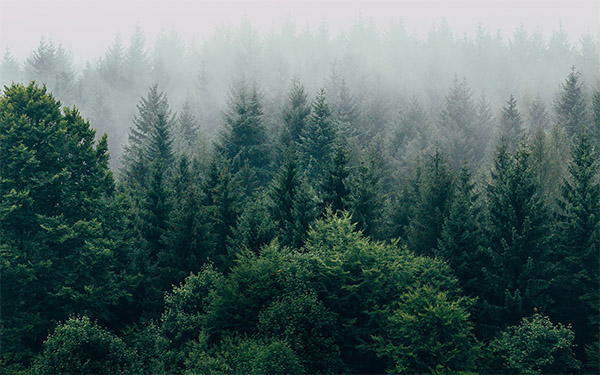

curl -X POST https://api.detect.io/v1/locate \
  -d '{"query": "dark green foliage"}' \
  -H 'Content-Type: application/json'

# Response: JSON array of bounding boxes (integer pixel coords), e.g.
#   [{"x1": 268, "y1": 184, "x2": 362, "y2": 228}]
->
[
  {"x1": 554, "y1": 67, "x2": 588, "y2": 138},
  {"x1": 593, "y1": 91, "x2": 600, "y2": 146},
  {"x1": 186, "y1": 336, "x2": 304, "y2": 375},
  {"x1": 268, "y1": 149, "x2": 317, "y2": 248},
  {"x1": 216, "y1": 81, "x2": 271, "y2": 188},
  {"x1": 373, "y1": 286, "x2": 479, "y2": 374},
  {"x1": 258, "y1": 291, "x2": 343, "y2": 373},
  {"x1": 436, "y1": 164, "x2": 485, "y2": 297},
  {"x1": 350, "y1": 149, "x2": 385, "y2": 239},
  {"x1": 482, "y1": 139, "x2": 551, "y2": 332},
  {"x1": 300, "y1": 88, "x2": 337, "y2": 181},
  {"x1": 0, "y1": 83, "x2": 127, "y2": 367},
  {"x1": 230, "y1": 191, "x2": 278, "y2": 254},
  {"x1": 202, "y1": 159, "x2": 241, "y2": 270},
  {"x1": 303, "y1": 212, "x2": 477, "y2": 373},
  {"x1": 31, "y1": 316, "x2": 138, "y2": 375},
  {"x1": 551, "y1": 133, "x2": 600, "y2": 356},
  {"x1": 320, "y1": 136, "x2": 351, "y2": 213},
  {"x1": 280, "y1": 80, "x2": 311, "y2": 150},
  {"x1": 489, "y1": 314, "x2": 581, "y2": 374},
  {"x1": 407, "y1": 150, "x2": 455, "y2": 256}
]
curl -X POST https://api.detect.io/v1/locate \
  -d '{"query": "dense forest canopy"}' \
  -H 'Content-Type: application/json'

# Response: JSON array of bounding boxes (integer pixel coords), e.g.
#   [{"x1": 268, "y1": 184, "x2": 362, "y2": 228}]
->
[{"x1": 0, "y1": 19, "x2": 599, "y2": 374}]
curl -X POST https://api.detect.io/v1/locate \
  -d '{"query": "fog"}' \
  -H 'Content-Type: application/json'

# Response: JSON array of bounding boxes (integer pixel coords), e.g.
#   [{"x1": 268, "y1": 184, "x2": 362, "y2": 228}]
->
[{"x1": 0, "y1": 0, "x2": 599, "y2": 169}]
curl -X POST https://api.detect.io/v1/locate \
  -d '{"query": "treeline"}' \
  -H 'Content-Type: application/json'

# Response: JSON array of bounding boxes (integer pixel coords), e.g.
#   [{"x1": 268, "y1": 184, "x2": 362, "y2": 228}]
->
[
  {"x1": 1, "y1": 21, "x2": 598, "y2": 168},
  {"x1": 1, "y1": 58, "x2": 599, "y2": 372}
]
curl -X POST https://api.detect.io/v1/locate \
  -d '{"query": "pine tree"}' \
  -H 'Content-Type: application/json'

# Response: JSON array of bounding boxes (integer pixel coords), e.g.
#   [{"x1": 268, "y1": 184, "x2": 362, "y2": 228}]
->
[
  {"x1": 122, "y1": 84, "x2": 174, "y2": 192},
  {"x1": 483, "y1": 139, "x2": 551, "y2": 331},
  {"x1": 216, "y1": 81, "x2": 270, "y2": 189},
  {"x1": 499, "y1": 94, "x2": 524, "y2": 151},
  {"x1": 551, "y1": 133, "x2": 600, "y2": 356},
  {"x1": 435, "y1": 164, "x2": 484, "y2": 297},
  {"x1": 438, "y1": 77, "x2": 481, "y2": 166},
  {"x1": 320, "y1": 136, "x2": 350, "y2": 214},
  {"x1": 268, "y1": 149, "x2": 317, "y2": 248},
  {"x1": 406, "y1": 150, "x2": 455, "y2": 257},
  {"x1": 0, "y1": 48, "x2": 22, "y2": 87},
  {"x1": 554, "y1": 67, "x2": 588, "y2": 138},
  {"x1": 592, "y1": 91, "x2": 600, "y2": 146},
  {"x1": 300, "y1": 89, "x2": 337, "y2": 182},
  {"x1": 350, "y1": 150, "x2": 384, "y2": 239},
  {"x1": 280, "y1": 80, "x2": 311, "y2": 151},
  {"x1": 202, "y1": 159, "x2": 241, "y2": 270}
]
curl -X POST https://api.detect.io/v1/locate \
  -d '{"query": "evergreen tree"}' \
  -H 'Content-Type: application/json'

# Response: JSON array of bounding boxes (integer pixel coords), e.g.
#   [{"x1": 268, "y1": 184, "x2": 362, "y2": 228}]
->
[
  {"x1": 483, "y1": 139, "x2": 551, "y2": 332},
  {"x1": 176, "y1": 100, "x2": 199, "y2": 153},
  {"x1": 438, "y1": 77, "x2": 481, "y2": 165},
  {"x1": 551, "y1": 133, "x2": 600, "y2": 357},
  {"x1": 350, "y1": 150, "x2": 384, "y2": 239},
  {"x1": 0, "y1": 83, "x2": 126, "y2": 368},
  {"x1": 554, "y1": 67, "x2": 588, "y2": 138},
  {"x1": 320, "y1": 136, "x2": 351, "y2": 214},
  {"x1": 122, "y1": 84, "x2": 175, "y2": 192},
  {"x1": 280, "y1": 80, "x2": 311, "y2": 151},
  {"x1": 216, "y1": 81, "x2": 270, "y2": 189},
  {"x1": 499, "y1": 94, "x2": 524, "y2": 151},
  {"x1": 406, "y1": 150, "x2": 455, "y2": 257},
  {"x1": 300, "y1": 89, "x2": 337, "y2": 182},
  {"x1": 435, "y1": 164, "x2": 485, "y2": 297},
  {"x1": 526, "y1": 93, "x2": 549, "y2": 132},
  {"x1": 202, "y1": 159, "x2": 241, "y2": 270},
  {"x1": 268, "y1": 149, "x2": 317, "y2": 248},
  {"x1": 592, "y1": 91, "x2": 600, "y2": 146},
  {"x1": 0, "y1": 48, "x2": 22, "y2": 87}
]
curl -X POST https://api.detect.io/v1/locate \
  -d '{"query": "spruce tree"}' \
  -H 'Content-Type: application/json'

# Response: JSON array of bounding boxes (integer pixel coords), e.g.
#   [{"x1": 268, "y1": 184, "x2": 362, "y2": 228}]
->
[
  {"x1": 350, "y1": 150, "x2": 384, "y2": 239},
  {"x1": 216, "y1": 81, "x2": 270, "y2": 189},
  {"x1": 483, "y1": 139, "x2": 551, "y2": 331},
  {"x1": 554, "y1": 67, "x2": 588, "y2": 138},
  {"x1": 280, "y1": 80, "x2": 311, "y2": 151},
  {"x1": 300, "y1": 89, "x2": 337, "y2": 182},
  {"x1": 551, "y1": 133, "x2": 600, "y2": 356},
  {"x1": 499, "y1": 94, "x2": 524, "y2": 151},
  {"x1": 406, "y1": 150, "x2": 455, "y2": 257},
  {"x1": 268, "y1": 149, "x2": 317, "y2": 248},
  {"x1": 320, "y1": 136, "x2": 351, "y2": 214},
  {"x1": 435, "y1": 164, "x2": 484, "y2": 297}
]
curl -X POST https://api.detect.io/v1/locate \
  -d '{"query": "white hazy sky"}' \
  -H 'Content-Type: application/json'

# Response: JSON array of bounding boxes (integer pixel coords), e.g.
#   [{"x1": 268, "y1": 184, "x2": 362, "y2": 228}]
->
[{"x1": 1, "y1": 0, "x2": 598, "y2": 64}]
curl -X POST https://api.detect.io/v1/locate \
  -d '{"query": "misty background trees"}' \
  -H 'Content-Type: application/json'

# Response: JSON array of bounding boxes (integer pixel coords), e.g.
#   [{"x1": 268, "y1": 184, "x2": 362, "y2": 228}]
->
[{"x1": 0, "y1": 20, "x2": 599, "y2": 374}]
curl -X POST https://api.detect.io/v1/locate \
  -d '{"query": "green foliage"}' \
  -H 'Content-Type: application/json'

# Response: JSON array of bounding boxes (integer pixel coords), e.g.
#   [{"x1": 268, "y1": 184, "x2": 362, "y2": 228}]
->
[
  {"x1": 407, "y1": 150, "x2": 455, "y2": 256},
  {"x1": 258, "y1": 291, "x2": 343, "y2": 373},
  {"x1": 483, "y1": 139, "x2": 551, "y2": 331},
  {"x1": 268, "y1": 149, "x2": 317, "y2": 248},
  {"x1": 216, "y1": 80, "x2": 271, "y2": 188},
  {"x1": 31, "y1": 316, "x2": 138, "y2": 375},
  {"x1": 320, "y1": 136, "x2": 351, "y2": 213},
  {"x1": 551, "y1": 132, "x2": 600, "y2": 354},
  {"x1": 350, "y1": 149, "x2": 385, "y2": 239},
  {"x1": 374, "y1": 286, "x2": 479, "y2": 374},
  {"x1": 554, "y1": 67, "x2": 588, "y2": 138},
  {"x1": 185, "y1": 336, "x2": 304, "y2": 375},
  {"x1": 489, "y1": 314, "x2": 581, "y2": 374},
  {"x1": 0, "y1": 83, "x2": 127, "y2": 367},
  {"x1": 500, "y1": 94, "x2": 524, "y2": 151},
  {"x1": 300, "y1": 88, "x2": 337, "y2": 181},
  {"x1": 280, "y1": 80, "x2": 311, "y2": 150}
]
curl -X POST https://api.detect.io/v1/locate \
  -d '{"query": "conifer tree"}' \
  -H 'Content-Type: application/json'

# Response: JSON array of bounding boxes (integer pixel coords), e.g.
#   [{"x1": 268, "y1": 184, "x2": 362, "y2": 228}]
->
[
  {"x1": 300, "y1": 89, "x2": 337, "y2": 182},
  {"x1": 483, "y1": 139, "x2": 551, "y2": 331},
  {"x1": 406, "y1": 150, "x2": 455, "y2": 256},
  {"x1": 554, "y1": 67, "x2": 588, "y2": 138},
  {"x1": 268, "y1": 149, "x2": 317, "y2": 248},
  {"x1": 499, "y1": 94, "x2": 524, "y2": 151},
  {"x1": 435, "y1": 164, "x2": 484, "y2": 298},
  {"x1": 216, "y1": 81, "x2": 270, "y2": 189},
  {"x1": 280, "y1": 80, "x2": 311, "y2": 151},
  {"x1": 551, "y1": 133, "x2": 600, "y2": 356},
  {"x1": 350, "y1": 150, "x2": 384, "y2": 239},
  {"x1": 320, "y1": 136, "x2": 351, "y2": 214}
]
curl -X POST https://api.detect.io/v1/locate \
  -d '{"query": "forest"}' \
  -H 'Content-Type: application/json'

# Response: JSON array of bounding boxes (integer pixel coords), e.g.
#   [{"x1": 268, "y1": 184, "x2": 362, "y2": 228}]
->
[{"x1": 0, "y1": 21, "x2": 599, "y2": 374}]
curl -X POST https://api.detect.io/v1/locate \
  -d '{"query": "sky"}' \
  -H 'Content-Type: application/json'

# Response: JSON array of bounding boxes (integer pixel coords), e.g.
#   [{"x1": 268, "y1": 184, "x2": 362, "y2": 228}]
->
[{"x1": 1, "y1": 0, "x2": 598, "y2": 64}]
